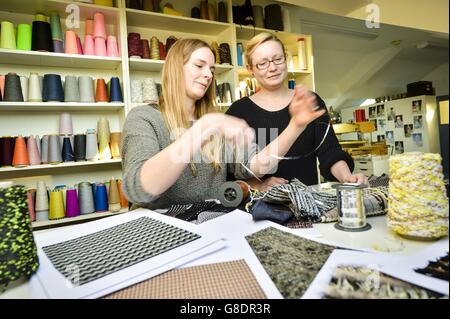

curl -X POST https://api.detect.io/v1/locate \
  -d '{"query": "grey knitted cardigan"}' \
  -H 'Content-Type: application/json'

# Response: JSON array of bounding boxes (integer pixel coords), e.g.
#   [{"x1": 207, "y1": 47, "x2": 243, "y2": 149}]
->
[{"x1": 121, "y1": 105, "x2": 255, "y2": 210}]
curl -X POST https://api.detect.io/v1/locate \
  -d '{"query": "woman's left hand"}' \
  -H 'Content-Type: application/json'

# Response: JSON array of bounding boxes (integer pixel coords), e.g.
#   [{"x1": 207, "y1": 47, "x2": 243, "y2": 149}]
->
[
  {"x1": 342, "y1": 173, "x2": 368, "y2": 185},
  {"x1": 289, "y1": 85, "x2": 326, "y2": 128}
]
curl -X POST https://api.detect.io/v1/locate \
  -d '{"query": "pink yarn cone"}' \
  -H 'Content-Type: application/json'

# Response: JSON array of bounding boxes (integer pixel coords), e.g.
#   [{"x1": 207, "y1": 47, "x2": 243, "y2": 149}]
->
[
  {"x1": 94, "y1": 37, "x2": 107, "y2": 56},
  {"x1": 27, "y1": 135, "x2": 41, "y2": 165},
  {"x1": 84, "y1": 34, "x2": 95, "y2": 55},
  {"x1": 106, "y1": 35, "x2": 119, "y2": 57},
  {"x1": 93, "y1": 12, "x2": 107, "y2": 39},
  {"x1": 76, "y1": 36, "x2": 83, "y2": 54},
  {"x1": 65, "y1": 30, "x2": 78, "y2": 54},
  {"x1": 85, "y1": 19, "x2": 94, "y2": 36}
]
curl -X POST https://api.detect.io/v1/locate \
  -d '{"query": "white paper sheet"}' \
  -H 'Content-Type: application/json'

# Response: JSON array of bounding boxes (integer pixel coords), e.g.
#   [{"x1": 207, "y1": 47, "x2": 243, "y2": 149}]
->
[{"x1": 30, "y1": 209, "x2": 226, "y2": 299}]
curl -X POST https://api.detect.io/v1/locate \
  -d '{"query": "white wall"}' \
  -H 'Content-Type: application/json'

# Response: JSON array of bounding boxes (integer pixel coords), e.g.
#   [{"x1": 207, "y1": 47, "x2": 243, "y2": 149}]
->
[{"x1": 421, "y1": 63, "x2": 449, "y2": 97}]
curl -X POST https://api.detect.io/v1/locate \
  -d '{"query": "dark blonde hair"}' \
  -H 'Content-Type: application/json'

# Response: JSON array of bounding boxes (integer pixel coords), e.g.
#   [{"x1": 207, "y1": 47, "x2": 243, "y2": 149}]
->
[{"x1": 245, "y1": 32, "x2": 286, "y2": 66}]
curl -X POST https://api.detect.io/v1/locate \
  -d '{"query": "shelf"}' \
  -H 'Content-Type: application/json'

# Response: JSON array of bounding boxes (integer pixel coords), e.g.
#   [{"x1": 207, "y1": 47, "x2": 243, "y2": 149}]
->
[
  {"x1": 339, "y1": 140, "x2": 367, "y2": 145},
  {"x1": 129, "y1": 57, "x2": 233, "y2": 74},
  {"x1": 0, "y1": 159, "x2": 122, "y2": 174},
  {"x1": 32, "y1": 208, "x2": 128, "y2": 230},
  {"x1": 0, "y1": 0, "x2": 120, "y2": 24},
  {"x1": 0, "y1": 102, "x2": 124, "y2": 112},
  {"x1": 126, "y1": 8, "x2": 231, "y2": 35},
  {"x1": 237, "y1": 67, "x2": 311, "y2": 77},
  {"x1": 235, "y1": 25, "x2": 304, "y2": 42},
  {"x1": 0, "y1": 48, "x2": 122, "y2": 70}
]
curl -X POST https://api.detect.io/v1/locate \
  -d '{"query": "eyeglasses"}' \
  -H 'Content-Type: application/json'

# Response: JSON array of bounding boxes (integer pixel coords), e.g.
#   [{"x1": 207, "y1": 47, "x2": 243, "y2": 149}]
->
[{"x1": 254, "y1": 56, "x2": 286, "y2": 70}]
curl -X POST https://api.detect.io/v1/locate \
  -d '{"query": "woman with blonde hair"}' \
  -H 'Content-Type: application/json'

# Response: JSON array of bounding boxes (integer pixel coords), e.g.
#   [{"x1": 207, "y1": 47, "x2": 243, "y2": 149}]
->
[
  {"x1": 227, "y1": 32, "x2": 366, "y2": 190},
  {"x1": 121, "y1": 38, "x2": 324, "y2": 209}
]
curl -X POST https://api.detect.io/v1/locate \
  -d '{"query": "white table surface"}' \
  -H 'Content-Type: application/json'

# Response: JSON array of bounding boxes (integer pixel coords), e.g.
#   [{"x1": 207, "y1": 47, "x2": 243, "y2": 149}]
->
[{"x1": 1, "y1": 209, "x2": 447, "y2": 299}]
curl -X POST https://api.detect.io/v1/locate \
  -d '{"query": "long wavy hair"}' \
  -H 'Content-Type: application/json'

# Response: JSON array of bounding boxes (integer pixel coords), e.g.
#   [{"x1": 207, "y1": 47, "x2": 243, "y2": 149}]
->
[{"x1": 159, "y1": 38, "x2": 222, "y2": 172}]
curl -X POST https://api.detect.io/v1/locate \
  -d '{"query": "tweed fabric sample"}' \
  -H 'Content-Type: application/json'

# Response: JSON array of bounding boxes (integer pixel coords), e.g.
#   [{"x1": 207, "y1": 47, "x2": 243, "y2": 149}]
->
[
  {"x1": 103, "y1": 259, "x2": 267, "y2": 299},
  {"x1": 415, "y1": 252, "x2": 449, "y2": 281},
  {"x1": 42, "y1": 217, "x2": 200, "y2": 285},
  {"x1": 246, "y1": 227, "x2": 335, "y2": 298},
  {"x1": 324, "y1": 266, "x2": 447, "y2": 299},
  {"x1": 368, "y1": 174, "x2": 390, "y2": 188}
]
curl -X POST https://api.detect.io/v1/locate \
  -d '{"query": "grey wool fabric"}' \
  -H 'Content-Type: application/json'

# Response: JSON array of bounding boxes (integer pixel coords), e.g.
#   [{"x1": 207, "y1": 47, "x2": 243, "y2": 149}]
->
[{"x1": 121, "y1": 105, "x2": 255, "y2": 209}]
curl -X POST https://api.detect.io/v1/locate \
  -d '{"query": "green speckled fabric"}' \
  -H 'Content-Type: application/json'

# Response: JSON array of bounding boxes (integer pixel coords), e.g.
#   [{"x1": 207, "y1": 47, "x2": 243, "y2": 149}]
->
[
  {"x1": 246, "y1": 227, "x2": 335, "y2": 299},
  {"x1": 0, "y1": 185, "x2": 39, "y2": 291}
]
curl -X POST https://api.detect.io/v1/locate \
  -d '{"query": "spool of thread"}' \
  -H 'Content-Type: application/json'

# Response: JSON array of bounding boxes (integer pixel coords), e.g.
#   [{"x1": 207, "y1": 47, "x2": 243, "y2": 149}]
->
[
  {"x1": 47, "y1": 134, "x2": 62, "y2": 164},
  {"x1": 49, "y1": 12, "x2": 63, "y2": 40},
  {"x1": 109, "y1": 77, "x2": 123, "y2": 102},
  {"x1": 79, "y1": 76, "x2": 95, "y2": 102},
  {"x1": 150, "y1": 36, "x2": 160, "y2": 60},
  {"x1": 282, "y1": 8, "x2": 291, "y2": 32},
  {"x1": 219, "y1": 43, "x2": 231, "y2": 65},
  {"x1": 332, "y1": 183, "x2": 371, "y2": 232},
  {"x1": 191, "y1": 7, "x2": 200, "y2": 19},
  {"x1": 218, "y1": 1, "x2": 227, "y2": 22},
  {"x1": 16, "y1": 24, "x2": 32, "y2": 50},
  {"x1": 264, "y1": 4, "x2": 283, "y2": 31},
  {"x1": 0, "y1": 185, "x2": 39, "y2": 287},
  {"x1": 94, "y1": 183, "x2": 108, "y2": 212},
  {"x1": 142, "y1": 78, "x2": 158, "y2": 104},
  {"x1": 34, "y1": 14, "x2": 48, "y2": 22},
  {"x1": 218, "y1": 180, "x2": 250, "y2": 207},
  {"x1": 78, "y1": 182, "x2": 95, "y2": 214},
  {"x1": 128, "y1": 32, "x2": 143, "y2": 58},
  {"x1": 42, "y1": 74, "x2": 64, "y2": 102},
  {"x1": 388, "y1": 153, "x2": 449, "y2": 239},
  {"x1": 3, "y1": 73, "x2": 24, "y2": 102},
  {"x1": 95, "y1": 78, "x2": 109, "y2": 102},
  {"x1": 27, "y1": 73, "x2": 42, "y2": 102},
  {"x1": 108, "y1": 178, "x2": 121, "y2": 212},
  {"x1": 128, "y1": 0, "x2": 142, "y2": 9},
  {"x1": 0, "y1": 75, "x2": 4, "y2": 100},
  {"x1": 94, "y1": 37, "x2": 107, "y2": 56},
  {"x1": 27, "y1": 190, "x2": 36, "y2": 222},
  {"x1": 0, "y1": 21, "x2": 16, "y2": 49},
  {"x1": 76, "y1": 35, "x2": 83, "y2": 54},
  {"x1": 49, "y1": 190, "x2": 65, "y2": 220},
  {"x1": 142, "y1": 39, "x2": 151, "y2": 59},
  {"x1": 62, "y1": 136, "x2": 74, "y2": 162},
  {"x1": 74, "y1": 134, "x2": 86, "y2": 161},
  {"x1": 31, "y1": 21, "x2": 53, "y2": 52},
  {"x1": 211, "y1": 42, "x2": 220, "y2": 64},
  {"x1": 85, "y1": 129, "x2": 98, "y2": 161},
  {"x1": 98, "y1": 134, "x2": 112, "y2": 160},
  {"x1": 0, "y1": 137, "x2": 15, "y2": 167},
  {"x1": 53, "y1": 39, "x2": 64, "y2": 53},
  {"x1": 131, "y1": 79, "x2": 143, "y2": 102},
  {"x1": 64, "y1": 75, "x2": 80, "y2": 102},
  {"x1": 106, "y1": 35, "x2": 119, "y2": 57},
  {"x1": 84, "y1": 34, "x2": 95, "y2": 55},
  {"x1": 94, "y1": 0, "x2": 114, "y2": 7},
  {"x1": 207, "y1": 3, "x2": 216, "y2": 21},
  {"x1": 54, "y1": 185, "x2": 67, "y2": 207},
  {"x1": 65, "y1": 188, "x2": 80, "y2": 218},
  {"x1": 200, "y1": 0, "x2": 209, "y2": 20},
  {"x1": 27, "y1": 135, "x2": 41, "y2": 165},
  {"x1": 40, "y1": 135, "x2": 49, "y2": 164},
  {"x1": 85, "y1": 19, "x2": 94, "y2": 36},
  {"x1": 252, "y1": 5, "x2": 264, "y2": 28},
  {"x1": 298, "y1": 38, "x2": 308, "y2": 70},
  {"x1": 142, "y1": 0, "x2": 154, "y2": 12},
  {"x1": 93, "y1": 12, "x2": 107, "y2": 39},
  {"x1": 35, "y1": 181, "x2": 49, "y2": 221},
  {"x1": 110, "y1": 132, "x2": 122, "y2": 159},
  {"x1": 35, "y1": 135, "x2": 41, "y2": 156},
  {"x1": 20, "y1": 76, "x2": 29, "y2": 102},
  {"x1": 12, "y1": 136, "x2": 30, "y2": 167},
  {"x1": 165, "y1": 36, "x2": 177, "y2": 54},
  {"x1": 97, "y1": 117, "x2": 111, "y2": 142},
  {"x1": 117, "y1": 179, "x2": 129, "y2": 208}
]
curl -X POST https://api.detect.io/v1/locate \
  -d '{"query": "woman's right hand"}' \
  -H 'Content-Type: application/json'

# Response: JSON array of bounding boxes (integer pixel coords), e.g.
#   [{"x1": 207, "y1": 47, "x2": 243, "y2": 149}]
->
[
  {"x1": 248, "y1": 176, "x2": 289, "y2": 192},
  {"x1": 194, "y1": 113, "x2": 255, "y2": 146}
]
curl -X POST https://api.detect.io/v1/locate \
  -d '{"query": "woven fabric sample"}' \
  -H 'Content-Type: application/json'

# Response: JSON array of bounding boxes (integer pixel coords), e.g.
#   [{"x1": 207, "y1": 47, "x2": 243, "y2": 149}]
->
[
  {"x1": 368, "y1": 174, "x2": 390, "y2": 188},
  {"x1": 42, "y1": 217, "x2": 200, "y2": 285},
  {"x1": 103, "y1": 259, "x2": 267, "y2": 299},
  {"x1": 196, "y1": 211, "x2": 227, "y2": 224},
  {"x1": 324, "y1": 266, "x2": 447, "y2": 299},
  {"x1": 246, "y1": 227, "x2": 335, "y2": 298},
  {"x1": 284, "y1": 217, "x2": 313, "y2": 229},
  {"x1": 414, "y1": 252, "x2": 449, "y2": 281},
  {"x1": 164, "y1": 201, "x2": 233, "y2": 222}
]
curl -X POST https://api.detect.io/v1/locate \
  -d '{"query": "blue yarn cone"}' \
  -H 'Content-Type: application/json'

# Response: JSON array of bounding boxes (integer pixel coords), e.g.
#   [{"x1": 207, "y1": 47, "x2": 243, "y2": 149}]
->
[
  {"x1": 42, "y1": 74, "x2": 64, "y2": 102},
  {"x1": 94, "y1": 183, "x2": 108, "y2": 212},
  {"x1": 109, "y1": 77, "x2": 123, "y2": 102},
  {"x1": 61, "y1": 136, "x2": 74, "y2": 162}
]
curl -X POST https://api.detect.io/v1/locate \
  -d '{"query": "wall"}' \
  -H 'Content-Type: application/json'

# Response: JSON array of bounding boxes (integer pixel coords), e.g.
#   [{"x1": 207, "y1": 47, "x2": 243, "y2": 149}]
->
[{"x1": 422, "y1": 63, "x2": 449, "y2": 97}]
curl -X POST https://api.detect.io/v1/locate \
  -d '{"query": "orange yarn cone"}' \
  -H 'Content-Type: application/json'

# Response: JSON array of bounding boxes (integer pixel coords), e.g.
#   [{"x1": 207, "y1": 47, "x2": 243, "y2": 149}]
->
[
  {"x1": 95, "y1": 79, "x2": 109, "y2": 102},
  {"x1": 117, "y1": 179, "x2": 129, "y2": 209},
  {"x1": 12, "y1": 135, "x2": 30, "y2": 167}
]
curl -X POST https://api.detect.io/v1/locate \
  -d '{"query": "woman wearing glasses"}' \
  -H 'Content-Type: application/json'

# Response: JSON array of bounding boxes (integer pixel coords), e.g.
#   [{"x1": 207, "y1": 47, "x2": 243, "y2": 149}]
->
[
  {"x1": 121, "y1": 38, "x2": 324, "y2": 209},
  {"x1": 226, "y1": 33, "x2": 366, "y2": 191}
]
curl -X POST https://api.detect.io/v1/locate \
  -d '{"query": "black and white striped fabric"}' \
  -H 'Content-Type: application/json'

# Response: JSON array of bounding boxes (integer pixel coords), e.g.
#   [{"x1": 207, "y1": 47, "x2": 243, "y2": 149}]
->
[
  {"x1": 164, "y1": 201, "x2": 233, "y2": 222},
  {"x1": 368, "y1": 174, "x2": 390, "y2": 188},
  {"x1": 42, "y1": 217, "x2": 200, "y2": 286},
  {"x1": 258, "y1": 179, "x2": 337, "y2": 222}
]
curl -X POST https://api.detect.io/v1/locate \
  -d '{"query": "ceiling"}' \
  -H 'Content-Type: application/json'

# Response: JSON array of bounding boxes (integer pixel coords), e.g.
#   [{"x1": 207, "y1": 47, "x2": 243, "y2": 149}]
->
[{"x1": 295, "y1": 8, "x2": 449, "y2": 110}]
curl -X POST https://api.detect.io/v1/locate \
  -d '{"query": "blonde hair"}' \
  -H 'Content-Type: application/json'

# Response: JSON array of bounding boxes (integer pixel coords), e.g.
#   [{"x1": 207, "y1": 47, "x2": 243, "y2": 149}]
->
[
  {"x1": 245, "y1": 32, "x2": 286, "y2": 67},
  {"x1": 159, "y1": 38, "x2": 222, "y2": 172}
]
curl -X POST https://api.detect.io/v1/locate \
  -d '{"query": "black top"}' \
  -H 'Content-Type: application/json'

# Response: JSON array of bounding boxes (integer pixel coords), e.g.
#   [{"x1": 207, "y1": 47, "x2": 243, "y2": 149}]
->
[{"x1": 226, "y1": 93, "x2": 354, "y2": 185}]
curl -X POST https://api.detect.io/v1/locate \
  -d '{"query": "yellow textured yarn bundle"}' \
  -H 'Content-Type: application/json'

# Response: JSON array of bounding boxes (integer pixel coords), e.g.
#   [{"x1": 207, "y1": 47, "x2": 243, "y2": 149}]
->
[{"x1": 388, "y1": 152, "x2": 449, "y2": 239}]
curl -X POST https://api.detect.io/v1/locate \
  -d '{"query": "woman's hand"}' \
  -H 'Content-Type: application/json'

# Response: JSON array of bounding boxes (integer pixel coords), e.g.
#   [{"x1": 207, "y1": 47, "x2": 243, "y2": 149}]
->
[
  {"x1": 248, "y1": 176, "x2": 288, "y2": 192},
  {"x1": 341, "y1": 173, "x2": 369, "y2": 185},
  {"x1": 289, "y1": 86, "x2": 326, "y2": 128},
  {"x1": 194, "y1": 113, "x2": 255, "y2": 146}
]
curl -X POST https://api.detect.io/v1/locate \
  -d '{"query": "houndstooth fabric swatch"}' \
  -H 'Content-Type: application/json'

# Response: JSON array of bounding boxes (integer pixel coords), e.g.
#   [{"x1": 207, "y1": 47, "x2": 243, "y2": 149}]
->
[
  {"x1": 258, "y1": 179, "x2": 337, "y2": 222},
  {"x1": 42, "y1": 217, "x2": 200, "y2": 286},
  {"x1": 103, "y1": 259, "x2": 267, "y2": 299}
]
